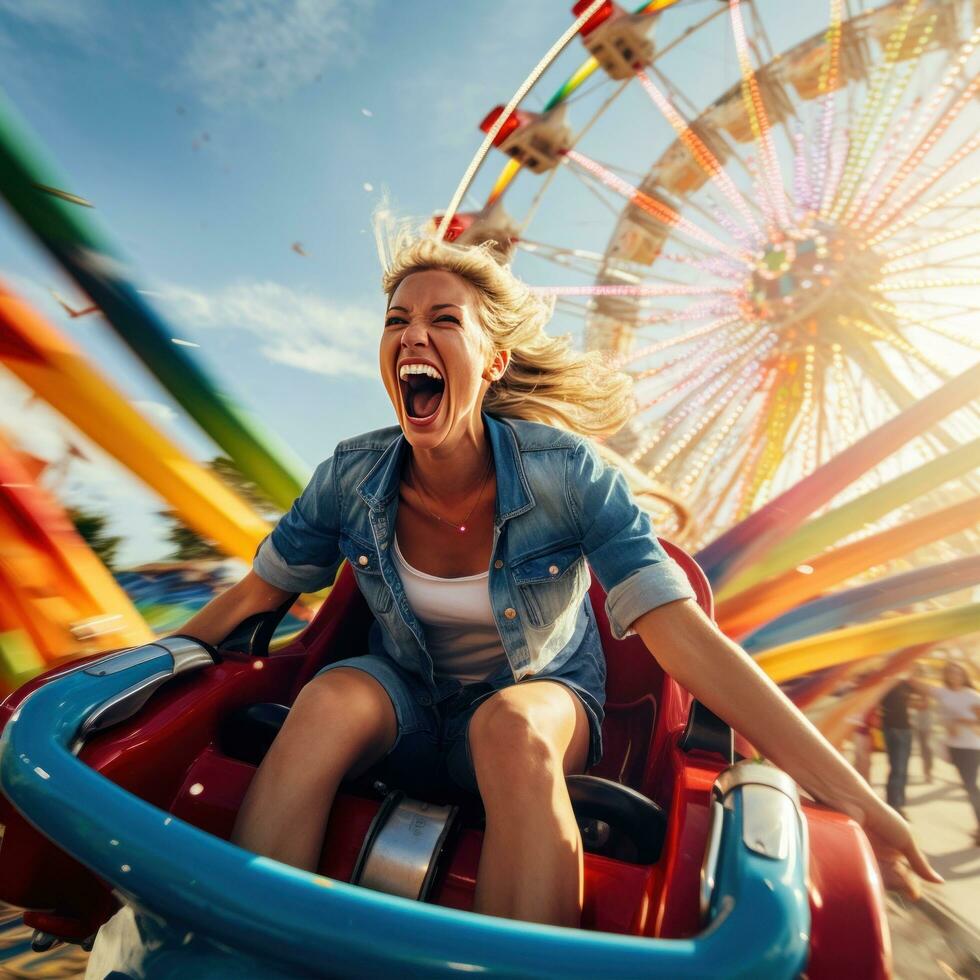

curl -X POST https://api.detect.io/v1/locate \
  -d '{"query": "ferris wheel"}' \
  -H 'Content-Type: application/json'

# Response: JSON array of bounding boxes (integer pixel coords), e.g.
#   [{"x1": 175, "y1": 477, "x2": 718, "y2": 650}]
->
[{"x1": 436, "y1": 0, "x2": 980, "y2": 561}]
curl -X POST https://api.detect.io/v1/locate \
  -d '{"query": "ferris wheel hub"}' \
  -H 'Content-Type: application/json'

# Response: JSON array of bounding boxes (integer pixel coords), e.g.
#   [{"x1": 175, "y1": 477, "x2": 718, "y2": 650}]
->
[{"x1": 744, "y1": 220, "x2": 885, "y2": 340}]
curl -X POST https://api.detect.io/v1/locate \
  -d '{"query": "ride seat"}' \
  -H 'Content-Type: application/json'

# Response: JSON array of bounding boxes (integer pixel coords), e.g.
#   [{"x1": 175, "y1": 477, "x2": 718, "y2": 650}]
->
[
  {"x1": 220, "y1": 538, "x2": 712, "y2": 866},
  {"x1": 587, "y1": 539, "x2": 714, "y2": 789}
]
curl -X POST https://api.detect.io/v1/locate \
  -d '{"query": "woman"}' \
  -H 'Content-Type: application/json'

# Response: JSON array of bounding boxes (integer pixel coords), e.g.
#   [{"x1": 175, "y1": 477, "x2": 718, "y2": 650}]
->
[
  {"x1": 911, "y1": 662, "x2": 934, "y2": 784},
  {"x1": 931, "y1": 662, "x2": 980, "y2": 844},
  {"x1": 180, "y1": 236, "x2": 941, "y2": 927}
]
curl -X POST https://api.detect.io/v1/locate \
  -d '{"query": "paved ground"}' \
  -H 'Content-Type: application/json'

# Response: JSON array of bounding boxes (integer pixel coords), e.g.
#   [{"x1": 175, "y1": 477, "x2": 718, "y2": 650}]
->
[{"x1": 868, "y1": 747, "x2": 980, "y2": 979}]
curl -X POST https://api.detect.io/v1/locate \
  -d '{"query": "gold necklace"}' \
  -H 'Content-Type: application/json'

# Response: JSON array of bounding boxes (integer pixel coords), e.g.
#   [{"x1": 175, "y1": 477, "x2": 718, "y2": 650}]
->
[{"x1": 408, "y1": 451, "x2": 493, "y2": 533}]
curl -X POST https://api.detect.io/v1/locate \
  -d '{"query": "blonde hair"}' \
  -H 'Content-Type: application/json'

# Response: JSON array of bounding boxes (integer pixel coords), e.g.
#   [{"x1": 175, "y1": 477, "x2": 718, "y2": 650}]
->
[{"x1": 380, "y1": 234, "x2": 634, "y2": 440}]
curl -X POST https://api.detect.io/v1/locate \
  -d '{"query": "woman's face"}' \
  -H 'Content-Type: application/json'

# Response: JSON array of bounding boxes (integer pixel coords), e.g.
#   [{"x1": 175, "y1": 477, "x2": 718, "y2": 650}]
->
[
  {"x1": 944, "y1": 662, "x2": 967, "y2": 690},
  {"x1": 380, "y1": 269, "x2": 504, "y2": 449}
]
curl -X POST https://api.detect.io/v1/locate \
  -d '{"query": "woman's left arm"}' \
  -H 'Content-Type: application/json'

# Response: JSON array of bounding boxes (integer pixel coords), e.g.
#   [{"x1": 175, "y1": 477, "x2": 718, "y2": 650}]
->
[{"x1": 633, "y1": 597, "x2": 944, "y2": 899}]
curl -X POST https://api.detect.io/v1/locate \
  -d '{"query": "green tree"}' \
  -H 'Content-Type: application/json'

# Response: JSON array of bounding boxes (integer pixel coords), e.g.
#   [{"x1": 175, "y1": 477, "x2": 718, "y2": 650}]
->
[
  {"x1": 160, "y1": 514, "x2": 223, "y2": 561},
  {"x1": 67, "y1": 505, "x2": 123, "y2": 571},
  {"x1": 207, "y1": 456, "x2": 281, "y2": 521}
]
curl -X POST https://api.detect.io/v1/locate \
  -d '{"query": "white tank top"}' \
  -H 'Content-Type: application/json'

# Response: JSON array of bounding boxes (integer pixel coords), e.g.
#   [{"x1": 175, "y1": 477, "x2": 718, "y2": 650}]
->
[{"x1": 392, "y1": 534, "x2": 508, "y2": 684}]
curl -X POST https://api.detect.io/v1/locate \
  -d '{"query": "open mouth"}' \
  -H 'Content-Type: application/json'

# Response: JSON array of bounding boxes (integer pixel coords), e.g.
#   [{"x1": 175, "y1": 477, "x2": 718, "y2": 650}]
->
[{"x1": 399, "y1": 370, "x2": 446, "y2": 424}]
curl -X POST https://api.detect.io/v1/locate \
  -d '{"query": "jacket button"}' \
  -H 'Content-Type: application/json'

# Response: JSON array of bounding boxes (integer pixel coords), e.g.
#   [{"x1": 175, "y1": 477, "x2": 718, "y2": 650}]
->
[
  {"x1": 494, "y1": 559, "x2": 504, "y2": 569},
  {"x1": 504, "y1": 607, "x2": 517, "y2": 620},
  {"x1": 358, "y1": 555, "x2": 369, "y2": 566},
  {"x1": 549, "y1": 564, "x2": 559, "y2": 575}
]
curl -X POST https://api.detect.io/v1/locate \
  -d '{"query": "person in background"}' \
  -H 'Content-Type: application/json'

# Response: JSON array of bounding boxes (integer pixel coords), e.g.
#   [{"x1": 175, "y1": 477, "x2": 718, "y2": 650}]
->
[
  {"x1": 851, "y1": 704, "x2": 877, "y2": 784},
  {"x1": 880, "y1": 679, "x2": 916, "y2": 818},
  {"x1": 910, "y1": 662, "x2": 934, "y2": 784},
  {"x1": 917, "y1": 662, "x2": 980, "y2": 846}
]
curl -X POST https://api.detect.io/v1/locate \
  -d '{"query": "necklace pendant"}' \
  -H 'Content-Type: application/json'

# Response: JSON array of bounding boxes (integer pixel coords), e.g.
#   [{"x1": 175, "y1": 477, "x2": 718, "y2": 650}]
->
[{"x1": 458, "y1": 525, "x2": 466, "y2": 533}]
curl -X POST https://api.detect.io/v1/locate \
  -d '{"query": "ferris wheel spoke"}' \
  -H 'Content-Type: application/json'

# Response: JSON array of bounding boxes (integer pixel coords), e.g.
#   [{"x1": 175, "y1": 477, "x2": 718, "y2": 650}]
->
[
  {"x1": 630, "y1": 320, "x2": 747, "y2": 380},
  {"x1": 866, "y1": 131, "x2": 980, "y2": 238},
  {"x1": 631, "y1": 332, "x2": 776, "y2": 467},
  {"x1": 886, "y1": 263, "x2": 980, "y2": 280},
  {"x1": 533, "y1": 282, "x2": 741, "y2": 300},
  {"x1": 634, "y1": 68, "x2": 763, "y2": 239},
  {"x1": 645, "y1": 62, "x2": 771, "y2": 223},
  {"x1": 839, "y1": 99, "x2": 919, "y2": 226},
  {"x1": 881, "y1": 226, "x2": 980, "y2": 265},
  {"x1": 649, "y1": 373, "x2": 762, "y2": 482},
  {"x1": 882, "y1": 306, "x2": 980, "y2": 350},
  {"x1": 727, "y1": 374, "x2": 781, "y2": 523},
  {"x1": 850, "y1": 335, "x2": 950, "y2": 421},
  {"x1": 518, "y1": 239, "x2": 637, "y2": 281},
  {"x1": 556, "y1": 73, "x2": 616, "y2": 109},
  {"x1": 867, "y1": 172, "x2": 980, "y2": 246},
  {"x1": 620, "y1": 313, "x2": 743, "y2": 363},
  {"x1": 852, "y1": 28, "x2": 980, "y2": 229},
  {"x1": 632, "y1": 341, "x2": 743, "y2": 396},
  {"x1": 727, "y1": 0, "x2": 792, "y2": 228},
  {"x1": 877, "y1": 273, "x2": 980, "y2": 293},
  {"x1": 564, "y1": 150, "x2": 750, "y2": 261},
  {"x1": 519, "y1": 238, "x2": 727, "y2": 286},
  {"x1": 830, "y1": 33, "x2": 920, "y2": 222},
  {"x1": 805, "y1": 0, "x2": 845, "y2": 213},
  {"x1": 729, "y1": 406, "x2": 779, "y2": 520},
  {"x1": 634, "y1": 318, "x2": 761, "y2": 386},
  {"x1": 675, "y1": 391, "x2": 758, "y2": 497},
  {"x1": 672, "y1": 191, "x2": 757, "y2": 249},
  {"x1": 894, "y1": 298, "x2": 980, "y2": 313},
  {"x1": 563, "y1": 159, "x2": 631, "y2": 219},
  {"x1": 834, "y1": 0, "x2": 959, "y2": 219},
  {"x1": 894, "y1": 345, "x2": 955, "y2": 385},
  {"x1": 858, "y1": 309, "x2": 955, "y2": 381}
]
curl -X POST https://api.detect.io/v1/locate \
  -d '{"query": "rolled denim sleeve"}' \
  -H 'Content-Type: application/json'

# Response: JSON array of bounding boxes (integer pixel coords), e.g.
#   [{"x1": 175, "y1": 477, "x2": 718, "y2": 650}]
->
[
  {"x1": 567, "y1": 440, "x2": 695, "y2": 639},
  {"x1": 252, "y1": 456, "x2": 342, "y2": 593}
]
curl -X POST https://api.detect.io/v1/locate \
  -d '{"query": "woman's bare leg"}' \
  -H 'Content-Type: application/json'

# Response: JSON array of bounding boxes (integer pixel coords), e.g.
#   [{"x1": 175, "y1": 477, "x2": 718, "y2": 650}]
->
[
  {"x1": 468, "y1": 682, "x2": 591, "y2": 927},
  {"x1": 231, "y1": 668, "x2": 397, "y2": 871}
]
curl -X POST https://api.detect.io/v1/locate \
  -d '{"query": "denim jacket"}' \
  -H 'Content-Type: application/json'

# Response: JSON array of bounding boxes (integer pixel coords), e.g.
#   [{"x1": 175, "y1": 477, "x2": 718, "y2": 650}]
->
[{"x1": 253, "y1": 412, "x2": 695, "y2": 698}]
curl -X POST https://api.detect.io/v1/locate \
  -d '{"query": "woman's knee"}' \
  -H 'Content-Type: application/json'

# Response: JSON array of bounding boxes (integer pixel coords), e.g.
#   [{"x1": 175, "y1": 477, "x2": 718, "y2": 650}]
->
[
  {"x1": 469, "y1": 690, "x2": 561, "y2": 785},
  {"x1": 284, "y1": 668, "x2": 398, "y2": 756}
]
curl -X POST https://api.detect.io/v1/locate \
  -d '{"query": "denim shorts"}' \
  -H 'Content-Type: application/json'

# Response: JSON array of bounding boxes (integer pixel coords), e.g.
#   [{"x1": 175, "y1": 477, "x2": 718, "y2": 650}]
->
[{"x1": 313, "y1": 631, "x2": 605, "y2": 798}]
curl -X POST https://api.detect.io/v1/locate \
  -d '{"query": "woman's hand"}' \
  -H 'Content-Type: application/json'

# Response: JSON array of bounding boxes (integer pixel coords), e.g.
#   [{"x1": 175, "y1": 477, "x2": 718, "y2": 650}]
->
[
  {"x1": 630, "y1": 602, "x2": 946, "y2": 901},
  {"x1": 862, "y1": 807, "x2": 944, "y2": 901}
]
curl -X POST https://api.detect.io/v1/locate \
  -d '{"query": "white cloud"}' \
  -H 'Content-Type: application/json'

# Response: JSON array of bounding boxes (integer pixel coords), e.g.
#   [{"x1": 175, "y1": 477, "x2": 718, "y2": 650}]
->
[
  {"x1": 132, "y1": 401, "x2": 179, "y2": 424},
  {"x1": 156, "y1": 279, "x2": 380, "y2": 378},
  {"x1": 181, "y1": 0, "x2": 374, "y2": 108}
]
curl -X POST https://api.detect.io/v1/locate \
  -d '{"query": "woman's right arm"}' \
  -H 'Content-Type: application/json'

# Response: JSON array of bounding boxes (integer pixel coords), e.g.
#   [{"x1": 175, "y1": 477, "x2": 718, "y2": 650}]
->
[
  {"x1": 177, "y1": 570, "x2": 295, "y2": 648},
  {"x1": 177, "y1": 456, "x2": 342, "y2": 648}
]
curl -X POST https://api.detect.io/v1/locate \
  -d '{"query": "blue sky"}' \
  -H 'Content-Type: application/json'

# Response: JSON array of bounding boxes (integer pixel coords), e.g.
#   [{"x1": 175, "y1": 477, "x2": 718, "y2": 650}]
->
[{"x1": 0, "y1": 0, "x2": 853, "y2": 563}]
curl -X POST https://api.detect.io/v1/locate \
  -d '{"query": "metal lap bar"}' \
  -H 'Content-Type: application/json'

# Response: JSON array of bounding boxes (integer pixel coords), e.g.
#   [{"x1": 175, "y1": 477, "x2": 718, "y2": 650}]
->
[{"x1": 351, "y1": 792, "x2": 459, "y2": 902}]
